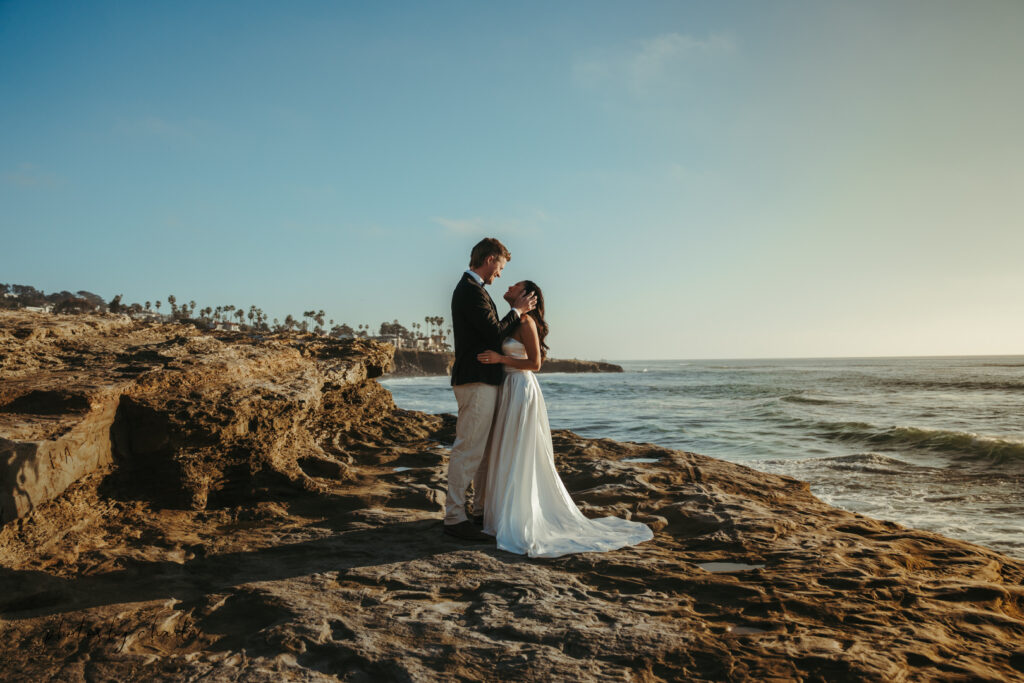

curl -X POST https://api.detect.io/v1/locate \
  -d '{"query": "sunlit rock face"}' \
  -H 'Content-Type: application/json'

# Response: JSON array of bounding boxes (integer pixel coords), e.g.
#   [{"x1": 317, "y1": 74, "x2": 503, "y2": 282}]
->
[
  {"x1": 0, "y1": 311, "x2": 394, "y2": 519},
  {"x1": 2, "y1": 310, "x2": 1024, "y2": 682}
]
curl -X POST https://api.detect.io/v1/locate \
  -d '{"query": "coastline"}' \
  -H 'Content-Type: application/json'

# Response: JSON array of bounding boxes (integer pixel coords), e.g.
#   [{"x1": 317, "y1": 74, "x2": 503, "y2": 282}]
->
[
  {"x1": 2, "y1": 311, "x2": 1024, "y2": 681},
  {"x1": 389, "y1": 348, "x2": 623, "y2": 377},
  {"x1": 383, "y1": 356, "x2": 1024, "y2": 561}
]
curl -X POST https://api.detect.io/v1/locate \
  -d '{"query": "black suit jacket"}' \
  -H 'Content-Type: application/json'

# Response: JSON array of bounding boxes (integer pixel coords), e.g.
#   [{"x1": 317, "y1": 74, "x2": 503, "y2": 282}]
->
[{"x1": 450, "y1": 273, "x2": 520, "y2": 386}]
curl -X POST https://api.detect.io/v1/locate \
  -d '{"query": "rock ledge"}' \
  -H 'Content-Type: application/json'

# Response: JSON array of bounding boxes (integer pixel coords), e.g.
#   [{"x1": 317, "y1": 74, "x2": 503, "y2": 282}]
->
[{"x1": 2, "y1": 311, "x2": 1023, "y2": 681}]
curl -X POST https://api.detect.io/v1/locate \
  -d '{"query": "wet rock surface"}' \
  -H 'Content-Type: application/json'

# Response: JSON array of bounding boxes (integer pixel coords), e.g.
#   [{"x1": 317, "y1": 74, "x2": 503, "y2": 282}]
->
[{"x1": 2, "y1": 311, "x2": 1024, "y2": 681}]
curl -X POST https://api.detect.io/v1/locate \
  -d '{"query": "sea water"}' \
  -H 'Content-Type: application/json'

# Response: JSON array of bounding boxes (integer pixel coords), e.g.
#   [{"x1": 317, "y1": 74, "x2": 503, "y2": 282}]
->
[{"x1": 380, "y1": 356, "x2": 1024, "y2": 559}]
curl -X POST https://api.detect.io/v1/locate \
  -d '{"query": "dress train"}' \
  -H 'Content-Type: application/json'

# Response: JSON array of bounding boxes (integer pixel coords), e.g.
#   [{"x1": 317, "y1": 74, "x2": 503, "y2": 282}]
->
[{"x1": 482, "y1": 338, "x2": 653, "y2": 558}]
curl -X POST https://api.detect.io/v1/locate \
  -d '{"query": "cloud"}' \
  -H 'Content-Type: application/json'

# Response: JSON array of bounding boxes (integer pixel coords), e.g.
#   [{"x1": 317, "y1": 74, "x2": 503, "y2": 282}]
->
[
  {"x1": 573, "y1": 32, "x2": 736, "y2": 93},
  {"x1": 433, "y1": 211, "x2": 549, "y2": 237},
  {"x1": 433, "y1": 217, "x2": 479, "y2": 235},
  {"x1": 2, "y1": 163, "x2": 59, "y2": 188},
  {"x1": 362, "y1": 224, "x2": 395, "y2": 237},
  {"x1": 115, "y1": 116, "x2": 205, "y2": 141}
]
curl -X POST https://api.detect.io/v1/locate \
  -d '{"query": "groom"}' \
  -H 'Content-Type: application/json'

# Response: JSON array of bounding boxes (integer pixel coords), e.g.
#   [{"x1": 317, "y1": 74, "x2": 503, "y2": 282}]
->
[{"x1": 444, "y1": 237, "x2": 536, "y2": 541}]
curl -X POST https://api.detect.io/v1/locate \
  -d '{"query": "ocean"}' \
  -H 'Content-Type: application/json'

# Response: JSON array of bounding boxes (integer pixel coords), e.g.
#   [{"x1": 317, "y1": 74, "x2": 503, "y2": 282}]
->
[{"x1": 380, "y1": 356, "x2": 1024, "y2": 560}]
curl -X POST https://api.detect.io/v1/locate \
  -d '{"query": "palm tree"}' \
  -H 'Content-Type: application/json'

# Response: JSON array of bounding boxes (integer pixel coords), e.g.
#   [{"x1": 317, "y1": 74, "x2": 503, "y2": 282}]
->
[
  {"x1": 145, "y1": 301, "x2": 151, "y2": 311},
  {"x1": 155, "y1": 300, "x2": 161, "y2": 312}
]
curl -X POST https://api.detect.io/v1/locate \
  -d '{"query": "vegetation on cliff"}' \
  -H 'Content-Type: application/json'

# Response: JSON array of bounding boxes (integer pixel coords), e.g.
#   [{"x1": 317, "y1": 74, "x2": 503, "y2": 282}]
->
[{"x1": 1, "y1": 282, "x2": 450, "y2": 347}]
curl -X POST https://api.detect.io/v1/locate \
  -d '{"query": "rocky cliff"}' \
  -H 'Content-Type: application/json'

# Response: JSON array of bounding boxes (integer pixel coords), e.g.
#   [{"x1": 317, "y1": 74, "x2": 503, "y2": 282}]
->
[
  {"x1": 390, "y1": 349, "x2": 622, "y2": 377},
  {"x1": 2, "y1": 311, "x2": 1023, "y2": 681},
  {"x1": 391, "y1": 349, "x2": 454, "y2": 377},
  {"x1": 1, "y1": 312, "x2": 394, "y2": 520},
  {"x1": 539, "y1": 358, "x2": 623, "y2": 374}
]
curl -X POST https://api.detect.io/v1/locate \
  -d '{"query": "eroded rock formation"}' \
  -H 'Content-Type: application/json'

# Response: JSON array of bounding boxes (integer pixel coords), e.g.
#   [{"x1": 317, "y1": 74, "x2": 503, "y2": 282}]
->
[
  {"x1": 1, "y1": 312, "x2": 392, "y2": 520},
  {"x1": 1, "y1": 311, "x2": 1023, "y2": 681}
]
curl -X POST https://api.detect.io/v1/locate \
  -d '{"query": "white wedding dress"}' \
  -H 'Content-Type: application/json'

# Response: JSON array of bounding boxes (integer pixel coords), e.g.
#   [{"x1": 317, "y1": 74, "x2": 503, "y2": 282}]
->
[{"x1": 482, "y1": 338, "x2": 654, "y2": 558}]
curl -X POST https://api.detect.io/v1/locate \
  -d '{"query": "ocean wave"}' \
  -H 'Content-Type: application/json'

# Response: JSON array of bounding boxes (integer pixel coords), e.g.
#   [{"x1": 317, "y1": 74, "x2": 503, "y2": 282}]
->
[
  {"x1": 812, "y1": 452, "x2": 922, "y2": 474},
  {"x1": 814, "y1": 421, "x2": 1024, "y2": 466},
  {"x1": 781, "y1": 394, "x2": 843, "y2": 406},
  {"x1": 757, "y1": 452, "x2": 921, "y2": 475},
  {"x1": 870, "y1": 378, "x2": 1024, "y2": 393}
]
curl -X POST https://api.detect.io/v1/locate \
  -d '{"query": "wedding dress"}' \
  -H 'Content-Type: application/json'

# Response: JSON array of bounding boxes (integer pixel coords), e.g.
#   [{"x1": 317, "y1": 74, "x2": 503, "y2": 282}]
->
[{"x1": 482, "y1": 338, "x2": 654, "y2": 558}]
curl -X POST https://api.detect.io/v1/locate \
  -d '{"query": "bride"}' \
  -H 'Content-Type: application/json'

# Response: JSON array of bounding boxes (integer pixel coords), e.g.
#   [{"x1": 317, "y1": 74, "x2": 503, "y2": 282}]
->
[{"x1": 476, "y1": 280, "x2": 654, "y2": 558}]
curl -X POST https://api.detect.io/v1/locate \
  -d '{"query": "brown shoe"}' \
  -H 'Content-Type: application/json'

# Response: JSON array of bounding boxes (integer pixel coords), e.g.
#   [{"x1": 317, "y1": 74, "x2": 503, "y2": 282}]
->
[{"x1": 443, "y1": 521, "x2": 490, "y2": 542}]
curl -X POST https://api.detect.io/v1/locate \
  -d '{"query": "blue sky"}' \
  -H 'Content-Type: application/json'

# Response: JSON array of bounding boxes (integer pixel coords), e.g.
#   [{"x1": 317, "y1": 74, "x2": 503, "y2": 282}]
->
[{"x1": 2, "y1": 1, "x2": 1022, "y2": 359}]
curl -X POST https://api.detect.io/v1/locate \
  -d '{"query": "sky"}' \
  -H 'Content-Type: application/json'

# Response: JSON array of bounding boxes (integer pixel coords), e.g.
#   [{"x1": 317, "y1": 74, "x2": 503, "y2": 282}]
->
[{"x1": 2, "y1": 1, "x2": 1022, "y2": 360}]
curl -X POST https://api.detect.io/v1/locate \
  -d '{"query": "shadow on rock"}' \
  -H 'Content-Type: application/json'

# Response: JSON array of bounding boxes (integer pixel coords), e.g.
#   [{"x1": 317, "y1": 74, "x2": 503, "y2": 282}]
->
[{"x1": 1, "y1": 517, "x2": 458, "y2": 621}]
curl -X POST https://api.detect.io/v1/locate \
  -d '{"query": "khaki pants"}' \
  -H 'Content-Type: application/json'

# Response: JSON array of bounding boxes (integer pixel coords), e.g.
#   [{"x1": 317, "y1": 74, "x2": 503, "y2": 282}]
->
[{"x1": 445, "y1": 382, "x2": 498, "y2": 524}]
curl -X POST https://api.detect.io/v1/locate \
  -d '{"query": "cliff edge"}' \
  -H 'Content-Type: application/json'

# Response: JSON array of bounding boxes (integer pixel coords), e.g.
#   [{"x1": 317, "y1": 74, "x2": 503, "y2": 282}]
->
[{"x1": 2, "y1": 311, "x2": 1023, "y2": 681}]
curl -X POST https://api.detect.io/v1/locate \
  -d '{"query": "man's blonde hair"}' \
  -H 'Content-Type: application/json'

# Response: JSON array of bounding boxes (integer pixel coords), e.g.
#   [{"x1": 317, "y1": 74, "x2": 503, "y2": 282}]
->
[{"x1": 469, "y1": 238, "x2": 511, "y2": 268}]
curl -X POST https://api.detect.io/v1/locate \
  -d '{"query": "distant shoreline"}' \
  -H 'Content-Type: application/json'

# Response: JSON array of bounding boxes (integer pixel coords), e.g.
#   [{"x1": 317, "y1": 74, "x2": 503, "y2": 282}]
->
[{"x1": 388, "y1": 348, "x2": 623, "y2": 377}]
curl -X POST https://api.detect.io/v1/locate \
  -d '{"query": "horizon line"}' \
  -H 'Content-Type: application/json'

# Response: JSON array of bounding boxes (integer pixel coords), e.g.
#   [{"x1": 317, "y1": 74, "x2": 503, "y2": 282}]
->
[{"x1": 606, "y1": 352, "x2": 1024, "y2": 363}]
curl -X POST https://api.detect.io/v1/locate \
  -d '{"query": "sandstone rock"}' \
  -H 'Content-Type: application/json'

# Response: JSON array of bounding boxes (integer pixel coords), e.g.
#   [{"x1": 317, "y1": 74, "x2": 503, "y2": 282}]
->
[
  {"x1": 1, "y1": 384, "x2": 122, "y2": 523},
  {"x1": 2, "y1": 310, "x2": 1023, "y2": 681},
  {"x1": 1, "y1": 311, "x2": 395, "y2": 517}
]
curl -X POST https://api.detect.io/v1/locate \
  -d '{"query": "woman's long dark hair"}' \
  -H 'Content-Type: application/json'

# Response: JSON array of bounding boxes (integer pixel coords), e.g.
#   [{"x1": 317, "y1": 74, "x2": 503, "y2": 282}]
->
[{"x1": 521, "y1": 280, "x2": 549, "y2": 359}]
